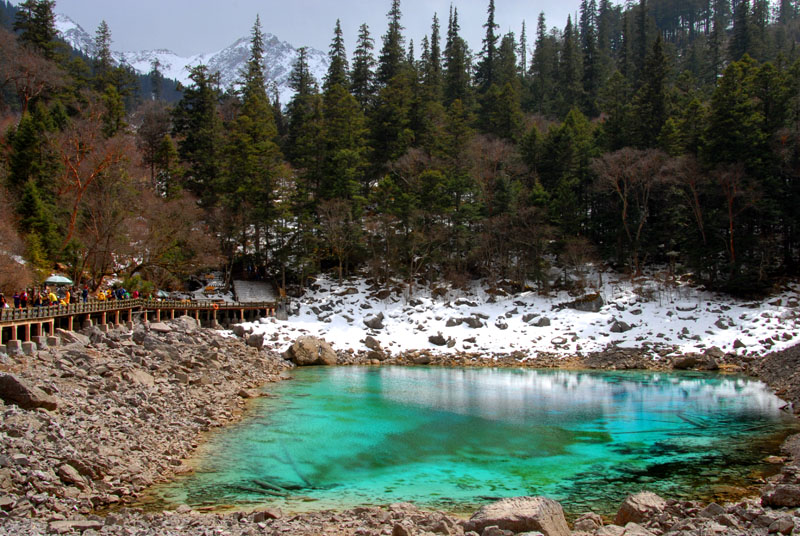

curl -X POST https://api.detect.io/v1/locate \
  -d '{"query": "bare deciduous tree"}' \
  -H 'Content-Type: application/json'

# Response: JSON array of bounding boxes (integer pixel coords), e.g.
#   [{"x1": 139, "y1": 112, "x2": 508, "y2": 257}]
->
[{"x1": 592, "y1": 147, "x2": 668, "y2": 274}]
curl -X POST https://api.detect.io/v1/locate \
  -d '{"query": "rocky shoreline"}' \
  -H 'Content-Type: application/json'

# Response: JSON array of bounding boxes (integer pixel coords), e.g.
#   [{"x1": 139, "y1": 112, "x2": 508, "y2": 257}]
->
[{"x1": 1, "y1": 317, "x2": 800, "y2": 535}]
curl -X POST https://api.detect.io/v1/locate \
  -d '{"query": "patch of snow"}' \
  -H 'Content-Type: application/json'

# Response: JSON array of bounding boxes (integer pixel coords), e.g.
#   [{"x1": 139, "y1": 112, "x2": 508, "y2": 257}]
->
[{"x1": 240, "y1": 274, "x2": 800, "y2": 360}]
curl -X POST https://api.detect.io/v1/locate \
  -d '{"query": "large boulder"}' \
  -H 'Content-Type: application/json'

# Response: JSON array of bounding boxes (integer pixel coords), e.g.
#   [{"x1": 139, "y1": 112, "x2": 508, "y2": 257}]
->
[
  {"x1": 56, "y1": 328, "x2": 90, "y2": 347},
  {"x1": 464, "y1": 496, "x2": 570, "y2": 536},
  {"x1": 171, "y1": 315, "x2": 200, "y2": 333},
  {"x1": 672, "y1": 354, "x2": 719, "y2": 371},
  {"x1": 563, "y1": 294, "x2": 605, "y2": 313},
  {"x1": 0, "y1": 373, "x2": 58, "y2": 410},
  {"x1": 762, "y1": 484, "x2": 800, "y2": 508},
  {"x1": 364, "y1": 313, "x2": 385, "y2": 330},
  {"x1": 615, "y1": 492, "x2": 667, "y2": 526},
  {"x1": 284, "y1": 336, "x2": 338, "y2": 366},
  {"x1": 246, "y1": 332, "x2": 265, "y2": 348}
]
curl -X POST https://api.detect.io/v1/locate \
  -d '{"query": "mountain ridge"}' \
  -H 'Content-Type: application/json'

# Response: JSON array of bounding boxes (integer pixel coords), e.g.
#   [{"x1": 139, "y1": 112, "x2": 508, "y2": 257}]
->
[{"x1": 53, "y1": 13, "x2": 329, "y2": 105}]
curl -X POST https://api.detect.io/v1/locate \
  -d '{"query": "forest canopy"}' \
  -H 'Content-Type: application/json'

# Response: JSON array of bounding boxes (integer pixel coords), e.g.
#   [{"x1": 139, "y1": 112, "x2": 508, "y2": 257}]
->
[{"x1": 1, "y1": 0, "x2": 799, "y2": 296}]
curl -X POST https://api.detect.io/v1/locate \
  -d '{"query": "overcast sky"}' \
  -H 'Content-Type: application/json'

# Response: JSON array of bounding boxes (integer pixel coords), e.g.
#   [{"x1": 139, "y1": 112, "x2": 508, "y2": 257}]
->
[{"x1": 36, "y1": 0, "x2": 583, "y2": 57}]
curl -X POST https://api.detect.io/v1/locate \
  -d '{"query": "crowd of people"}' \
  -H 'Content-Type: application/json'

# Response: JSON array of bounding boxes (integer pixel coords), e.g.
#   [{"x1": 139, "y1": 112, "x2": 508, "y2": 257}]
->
[{"x1": 0, "y1": 286, "x2": 142, "y2": 309}]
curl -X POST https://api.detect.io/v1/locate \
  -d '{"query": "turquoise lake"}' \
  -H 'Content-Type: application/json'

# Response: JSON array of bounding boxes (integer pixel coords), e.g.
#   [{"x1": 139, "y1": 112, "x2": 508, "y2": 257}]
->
[{"x1": 150, "y1": 367, "x2": 798, "y2": 515}]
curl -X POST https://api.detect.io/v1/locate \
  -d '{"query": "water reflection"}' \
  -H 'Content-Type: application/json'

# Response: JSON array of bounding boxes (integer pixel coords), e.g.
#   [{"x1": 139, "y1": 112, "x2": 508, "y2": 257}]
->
[{"x1": 147, "y1": 367, "x2": 796, "y2": 515}]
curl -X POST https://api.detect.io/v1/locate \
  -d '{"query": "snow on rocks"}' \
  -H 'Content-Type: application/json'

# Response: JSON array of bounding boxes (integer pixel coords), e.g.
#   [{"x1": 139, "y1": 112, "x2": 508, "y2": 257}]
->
[{"x1": 240, "y1": 274, "x2": 800, "y2": 362}]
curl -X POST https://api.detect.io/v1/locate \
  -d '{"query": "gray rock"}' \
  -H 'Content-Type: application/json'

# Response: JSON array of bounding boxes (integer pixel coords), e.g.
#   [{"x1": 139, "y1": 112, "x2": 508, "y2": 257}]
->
[
  {"x1": 522, "y1": 314, "x2": 538, "y2": 323},
  {"x1": 573, "y1": 512, "x2": 603, "y2": 532},
  {"x1": 762, "y1": 484, "x2": 800, "y2": 507},
  {"x1": 365, "y1": 335, "x2": 382, "y2": 351},
  {"x1": 672, "y1": 354, "x2": 719, "y2": 371},
  {"x1": 482, "y1": 526, "x2": 514, "y2": 536},
  {"x1": 284, "y1": 336, "x2": 338, "y2": 366},
  {"x1": 564, "y1": 294, "x2": 605, "y2": 313},
  {"x1": 6, "y1": 340, "x2": 22, "y2": 356},
  {"x1": 21, "y1": 341, "x2": 37, "y2": 355},
  {"x1": 246, "y1": 333, "x2": 264, "y2": 348},
  {"x1": 56, "y1": 328, "x2": 90, "y2": 346},
  {"x1": 232, "y1": 325, "x2": 247, "y2": 337},
  {"x1": 596, "y1": 525, "x2": 626, "y2": 536},
  {"x1": 699, "y1": 503, "x2": 726, "y2": 518},
  {"x1": 429, "y1": 333, "x2": 448, "y2": 346},
  {"x1": 464, "y1": 496, "x2": 570, "y2": 536},
  {"x1": 768, "y1": 516, "x2": 794, "y2": 535},
  {"x1": 125, "y1": 369, "x2": 155, "y2": 387},
  {"x1": 446, "y1": 318, "x2": 463, "y2": 327},
  {"x1": 464, "y1": 316, "x2": 484, "y2": 329},
  {"x1": 149, "y1": 322, "x2": 172, "y2": 334},
  {"x1": 171, "y1": 315, "x2": 200, "y2": 332},
  {"x1": 534, "y1": 317, "x2": 551, "y2": 327},
  {"x1": 615, "y1": 492, "x2": 667, "y2": 526},
  {"x1": 0, "y1": 373, "x2": 58, "y2": 410},
  {"x1": 714, "y1": 318, "x2": 729, "y2": 330},
  {"x1": 621, "y1": 522, "x2": 656, "y2": 536},
  {"x1": 48, "y1": 520, "x2": 104, "y2": 534},
  {"x1": 364, "y1": 313, "x2": 385, "y2": 330},
  {"x1": 610, "y1": 320, "x2": 633, "y2": 333}
]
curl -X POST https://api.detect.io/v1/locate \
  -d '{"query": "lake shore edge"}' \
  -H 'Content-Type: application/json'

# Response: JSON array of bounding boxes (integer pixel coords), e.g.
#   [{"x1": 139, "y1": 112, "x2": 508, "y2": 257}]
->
[{"x1": 1, "y1": 316, "x2": 800, "y2": 535}]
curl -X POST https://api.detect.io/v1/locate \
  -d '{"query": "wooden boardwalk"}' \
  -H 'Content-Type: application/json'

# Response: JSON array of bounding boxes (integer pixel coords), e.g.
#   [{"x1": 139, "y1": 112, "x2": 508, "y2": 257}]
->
[{"x1": 0, "y1": 299, "x2": 279, "y2": 346}]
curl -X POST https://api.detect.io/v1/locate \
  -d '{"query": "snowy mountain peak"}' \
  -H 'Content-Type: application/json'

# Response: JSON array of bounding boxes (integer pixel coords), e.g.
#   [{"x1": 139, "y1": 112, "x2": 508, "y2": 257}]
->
[{"x1": 52, "y1": 12, "x2": 328, "y2": 105}]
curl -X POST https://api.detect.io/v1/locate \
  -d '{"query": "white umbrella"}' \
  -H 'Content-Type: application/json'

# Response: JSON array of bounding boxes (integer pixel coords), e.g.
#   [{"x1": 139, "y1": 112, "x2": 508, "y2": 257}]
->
[{"x1": 44, "y1": 275, "x2": 73, "y2": 285}]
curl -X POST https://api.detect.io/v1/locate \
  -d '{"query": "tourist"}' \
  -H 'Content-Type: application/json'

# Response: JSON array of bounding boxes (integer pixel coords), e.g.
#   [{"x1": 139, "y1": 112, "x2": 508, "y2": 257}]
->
[
  {"x1": 20, "y1": 290, "x2": 28, "y2": 308},
  {"x1": 47, "y1": 289, "x2": 57, "y2": 306},
  {"x1": 82, "y1": 286, "x2": 89, "y2": 303},
  {"x1": 97, "y1": 290, "x2": 106, "y2": 301},
  {"x1": 12, "y1": 292, "x2": 19, "y2": 309},
  {"x1": 65, "y1": 288, "x2": 71, "y2": 304},
  {"x1": 0, "y1": 294, "x2": 7, "y2": 309}
]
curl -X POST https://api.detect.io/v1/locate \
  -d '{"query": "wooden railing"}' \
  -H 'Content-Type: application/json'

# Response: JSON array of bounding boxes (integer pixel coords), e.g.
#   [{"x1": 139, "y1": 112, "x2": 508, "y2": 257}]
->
[{"x1": 0, "y1": 299, "x2": 279, "y2": 323}]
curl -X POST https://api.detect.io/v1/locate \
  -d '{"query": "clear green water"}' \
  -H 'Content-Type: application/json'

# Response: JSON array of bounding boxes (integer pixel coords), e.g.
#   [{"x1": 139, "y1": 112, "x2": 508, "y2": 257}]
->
[{"x1": 149, "y1": 367, "x2": 797, "y2": 515}]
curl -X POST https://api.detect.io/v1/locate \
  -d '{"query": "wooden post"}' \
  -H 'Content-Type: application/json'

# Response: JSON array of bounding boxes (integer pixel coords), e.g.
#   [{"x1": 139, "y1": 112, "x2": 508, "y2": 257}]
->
[
  {"x1": 24, "y1": 323, "x2": 30, "y2": 342},
  {"x1": 157, "y1": 309, "x2": 161, "y2": 322},
  {"x1": 68, "y1": 316, "x2": 73, "y2": 331},
  {"x1": 170, "y1": 309, "x2": 175, "y2": 320}
]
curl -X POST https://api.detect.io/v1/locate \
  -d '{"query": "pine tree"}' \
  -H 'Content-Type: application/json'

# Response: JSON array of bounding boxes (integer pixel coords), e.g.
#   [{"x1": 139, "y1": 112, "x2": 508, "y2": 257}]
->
[
  {"x1": 443, "y1": 6, "x2": 471, "y2": 106},
  {"x1": 222, "y1": 16, "x2": 284, "y2": 265},
  {"x1": 287, "y1": 47, "x2": 324, "y2": 196},
  {"x1": 528, "y1": 12, "x2": 556, "y2": 115},
  {"x1": 420, "y1": 14, "x2": 443, "y2": 102},
  {"x1": 579, "y1": 0, "x2": 600, "y2": 115},
  {"x1": 172, "y1": 64, "x2": 224, "y2": 207},
  {"x1": 633, "y1": 35, "x2": 669, "y2": 148},
  {"x1": 559, "y1": 16, "x2": 584, "y2": 117},
  {"x1": 376, "y1": 0, "x2": 405, "y2": 86},
  {"x1": 519, "y1": 21, "x2": 528, "y2": 79},
  {"x1": 14, "y1": 0, "x2": 58, "y2": 59},
  {"x1": 324, "y1": 19, "x2": 349, "y2": 92},
  {"x1": 93, "y1": 20, "x2": 113, "y2": 89},
  {"x1": 729, "y1": 0, "x2": 751, "y2": 61},
  {"x1": 351, "y1": 23, "x2": 376, "y2": 109},
  {"x1": 149, "y1": 58, "x2": 163, "y2": 100},
  {"x1": 475, "y1": 0, "x2": 499, "y2": 93}
]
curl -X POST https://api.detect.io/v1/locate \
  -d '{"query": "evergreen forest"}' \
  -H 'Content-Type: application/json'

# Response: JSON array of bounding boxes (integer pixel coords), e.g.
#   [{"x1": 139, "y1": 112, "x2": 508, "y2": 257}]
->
[{"x1": 2, "y1": 0, "x2": 800, "y2": 296}]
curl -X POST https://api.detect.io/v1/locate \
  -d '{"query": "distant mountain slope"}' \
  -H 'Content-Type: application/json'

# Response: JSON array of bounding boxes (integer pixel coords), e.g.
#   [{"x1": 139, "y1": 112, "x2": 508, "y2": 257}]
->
[{"x1": 53, "y1": 14, "x2": 329, "y2": 106}]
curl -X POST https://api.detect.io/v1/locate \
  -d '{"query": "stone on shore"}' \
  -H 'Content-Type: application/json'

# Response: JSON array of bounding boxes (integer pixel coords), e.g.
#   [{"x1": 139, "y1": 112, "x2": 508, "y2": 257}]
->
[
  {"x1": 0, "y1": 373, "x2": 58, "y2": 410},
  {"x1": 463, "y1": 496, "x2": 570, "y2": 536},
  {"x1": 615, "y1": 492, "x2": 667, "y2": 526},
  {"x1": 284, "y1": 336, "x2": 338, "y2": 366}
]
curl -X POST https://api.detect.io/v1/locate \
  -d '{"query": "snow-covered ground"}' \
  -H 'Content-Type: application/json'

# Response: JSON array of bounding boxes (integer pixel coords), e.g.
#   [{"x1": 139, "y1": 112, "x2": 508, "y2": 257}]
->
[{"x1": 239, "y1": 273, "x2": 800, "y2": 360}]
